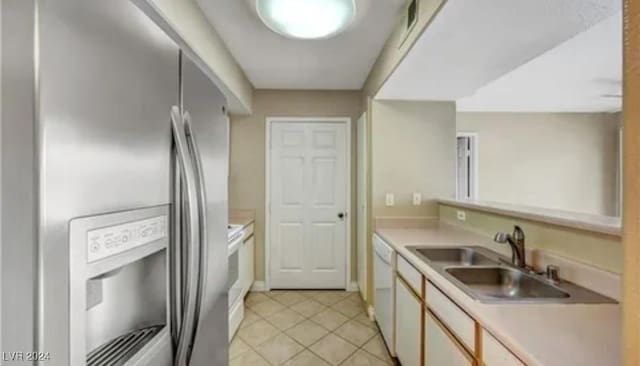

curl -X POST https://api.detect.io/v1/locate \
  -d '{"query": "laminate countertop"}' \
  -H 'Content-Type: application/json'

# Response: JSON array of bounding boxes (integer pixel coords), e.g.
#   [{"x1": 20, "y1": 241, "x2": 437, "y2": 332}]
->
[
  {"x1": 375, "y1": 223, "x2": 621, "y2": 366},
  {"x1": 229, "y1": 209, "x2": 255, "y2": 230}
]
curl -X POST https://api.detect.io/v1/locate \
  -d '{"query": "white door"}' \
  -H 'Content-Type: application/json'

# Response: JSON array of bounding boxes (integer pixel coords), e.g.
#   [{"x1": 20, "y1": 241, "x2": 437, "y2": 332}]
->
[
  {"x1": 357, "y1": 113, "x2": 368, "y2": 300},
  {"x1": 269, "y1": 120, "x2": 349, "y2": 289}
]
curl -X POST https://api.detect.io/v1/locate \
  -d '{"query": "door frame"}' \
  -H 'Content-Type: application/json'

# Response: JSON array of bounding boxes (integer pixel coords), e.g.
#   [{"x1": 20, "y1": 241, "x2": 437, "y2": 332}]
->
[
  {"x1": 265, "y1": 117, "x2": 352, "y2": 291},
  {"x1": 455, "y1": 132, "x2": 479, "y2": 200},
  {"x1": 356, "y1": 113, "x2": 368, "y2": 301}
]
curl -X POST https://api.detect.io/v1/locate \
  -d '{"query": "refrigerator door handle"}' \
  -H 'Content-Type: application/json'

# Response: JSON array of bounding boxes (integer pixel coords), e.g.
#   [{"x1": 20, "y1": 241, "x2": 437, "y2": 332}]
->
[
  {"x1": 183, "y1": 111, "x2": 209, "y2": 343},
  {"x1": 170, "y1": 106, "x2": 201, "y2": 366}
]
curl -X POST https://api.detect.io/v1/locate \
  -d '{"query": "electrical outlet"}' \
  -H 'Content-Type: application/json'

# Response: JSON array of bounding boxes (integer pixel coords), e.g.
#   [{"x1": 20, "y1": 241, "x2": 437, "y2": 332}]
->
[
  {"x1": 385, "y1": 193, "x2": 395, "y2": 206},
  {"x1": 412, "y1": 192, "x2": 422, "y2": 206},
  {"x1": 456, "y1": 210, "x2": 466, "y2": 221}
]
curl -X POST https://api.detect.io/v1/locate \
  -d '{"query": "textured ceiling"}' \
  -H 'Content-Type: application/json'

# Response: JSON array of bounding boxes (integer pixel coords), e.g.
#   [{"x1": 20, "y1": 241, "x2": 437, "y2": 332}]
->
[
  {"x1": 376, "y1": 0, "x2": 621, "y2": 112},
  {"x1": 196, "y1": 0, "x2": 405, "y2": 89},
  {"x1": 457, "y1": 12, "x2": 621, "y2": 112}
]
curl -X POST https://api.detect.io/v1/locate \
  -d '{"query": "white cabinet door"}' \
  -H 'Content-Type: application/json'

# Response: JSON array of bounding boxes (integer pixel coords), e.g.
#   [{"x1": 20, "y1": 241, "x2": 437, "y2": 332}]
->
[
  {"x1": 240, "y1": 236, "x2": 255, "y2": 295},
  {"x1": 482, "y1": 329, "x2": 525, "y2": 366},
  {"x1": 395, "y1": 277, "x2": 421, "y2": 366},
  {"x1": 425, "y1": 311, "x2": 474, "y2": 366}
]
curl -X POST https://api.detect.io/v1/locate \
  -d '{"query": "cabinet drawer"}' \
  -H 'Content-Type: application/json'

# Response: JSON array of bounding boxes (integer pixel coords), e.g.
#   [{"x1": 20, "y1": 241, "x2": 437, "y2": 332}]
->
[
  {"x1": 397, "y1": 255, "x2": 422, "y2": 295},
  {"x1": 482, "y1": 329, "x2": 525, "y2": 366},
  {"x1": 426, "y1": 281, "x2": 475, "y2": 352}
]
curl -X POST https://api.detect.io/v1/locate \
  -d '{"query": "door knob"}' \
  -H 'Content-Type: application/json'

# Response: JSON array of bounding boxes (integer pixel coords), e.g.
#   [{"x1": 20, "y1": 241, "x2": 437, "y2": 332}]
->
[{"x1": 338, "y1": 212, "x2": 345, "y2": 220}]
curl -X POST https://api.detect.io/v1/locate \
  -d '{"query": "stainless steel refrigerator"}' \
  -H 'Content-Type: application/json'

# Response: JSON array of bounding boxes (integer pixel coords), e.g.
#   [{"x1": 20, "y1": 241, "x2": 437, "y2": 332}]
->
[{"x1": 1, "y1": 0, "x2": 229, "y2": 365}]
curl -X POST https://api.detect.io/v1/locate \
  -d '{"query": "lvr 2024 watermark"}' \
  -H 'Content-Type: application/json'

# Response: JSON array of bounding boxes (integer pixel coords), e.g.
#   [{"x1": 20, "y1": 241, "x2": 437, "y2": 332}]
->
[{"x1": 2, "y1": 352, "x2": 51, "y2": 362}]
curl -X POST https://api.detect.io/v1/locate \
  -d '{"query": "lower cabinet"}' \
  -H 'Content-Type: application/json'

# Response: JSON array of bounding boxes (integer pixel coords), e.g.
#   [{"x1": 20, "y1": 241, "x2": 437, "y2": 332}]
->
[
  {"x1": 240, "y1": 235, "x2": 255, "y2": 295},
  {"x1": 395, "y1": 276, "x2": 422, "y2": 366},
  {"x1": 425, "y1": 310, "x2": 474, "y2": 366},
  {"x1": 482, "y1": 329, "x2": 526, "y2": 366}
]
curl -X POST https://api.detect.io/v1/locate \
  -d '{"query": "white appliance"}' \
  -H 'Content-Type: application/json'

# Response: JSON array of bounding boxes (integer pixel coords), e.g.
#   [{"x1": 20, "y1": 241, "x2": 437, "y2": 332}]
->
[
  {"x1": 227, "y1": 226, "x2": 246, "y2": 339},
  {"x1": 2, "y1": 1, "x2": 230, "y2": 365},
  {"x1": 373, "y1": 234, "x2": 395, "y2": 356},
  {"x1": 228, "y1": 228, "x2": 245, "y2": 309}
]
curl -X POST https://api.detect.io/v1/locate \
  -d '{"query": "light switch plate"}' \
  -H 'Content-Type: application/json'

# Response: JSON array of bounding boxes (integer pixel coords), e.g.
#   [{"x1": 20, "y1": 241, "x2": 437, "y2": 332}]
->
[
  {"x1": 412, "y1": 192, "x2": 422, "y2": 206},
  {"x1": 385, "y1": 193, "x2": 395, "y2": 206},
  {"x1": 456, "y1": 210, "x2": 466, "y2": 221}
]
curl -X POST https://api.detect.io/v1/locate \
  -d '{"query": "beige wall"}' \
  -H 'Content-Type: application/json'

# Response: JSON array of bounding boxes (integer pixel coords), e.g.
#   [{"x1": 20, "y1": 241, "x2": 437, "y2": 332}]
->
[
  {"x1": 457, "y1": 112, "x2": 621, "y2": 216},
  {"x1": 372, "y1": 100, "x2": 457, "y2": 218},
  {"x1": 229, "y1": 90, "x2": 363, "y2": 283},
  {"x1": 440, "y1": 204, "x2": 622, "y2": 273},
  {"x1": 142, "y1": 0, "x2": 253, "y2": 114}
]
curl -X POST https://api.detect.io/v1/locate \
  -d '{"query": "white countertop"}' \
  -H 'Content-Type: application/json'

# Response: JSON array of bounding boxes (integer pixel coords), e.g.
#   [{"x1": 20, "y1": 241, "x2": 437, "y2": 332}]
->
[{"x1": 376, "y1": 223, "x2": 621, "y2": 366}]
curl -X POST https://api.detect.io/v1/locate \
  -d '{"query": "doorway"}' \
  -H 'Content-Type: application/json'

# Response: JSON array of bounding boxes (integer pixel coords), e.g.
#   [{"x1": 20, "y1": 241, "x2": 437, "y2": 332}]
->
[
  {"x1": 266, "y1": 118, "x2": 351, "y2": 289},
  {"x1": 456, "y1": 132, "x2": 478, "y2": 200}
]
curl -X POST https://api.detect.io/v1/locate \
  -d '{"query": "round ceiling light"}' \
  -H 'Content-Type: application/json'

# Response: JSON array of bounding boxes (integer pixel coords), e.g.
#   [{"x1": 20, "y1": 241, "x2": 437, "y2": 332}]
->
[{"x1": 256, "y1": 0, "x2": 356, "y2": 40}]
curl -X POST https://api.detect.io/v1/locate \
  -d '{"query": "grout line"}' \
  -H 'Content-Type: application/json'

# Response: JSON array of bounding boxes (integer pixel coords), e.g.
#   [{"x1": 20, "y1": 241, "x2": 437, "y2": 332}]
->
[{"x1": 234, "y1": 291, "x2": 394, "y2": 366}]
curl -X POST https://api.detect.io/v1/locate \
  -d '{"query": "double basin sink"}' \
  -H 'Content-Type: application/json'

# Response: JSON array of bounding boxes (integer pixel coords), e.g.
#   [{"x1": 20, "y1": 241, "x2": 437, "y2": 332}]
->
[{"x1": 407, "y1": 246, "x2": 616, "y2": 304}]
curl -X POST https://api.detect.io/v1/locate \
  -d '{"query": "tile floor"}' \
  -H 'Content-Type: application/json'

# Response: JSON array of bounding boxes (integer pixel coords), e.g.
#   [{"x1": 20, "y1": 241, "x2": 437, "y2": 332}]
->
[{"x1": 230, "y1": 291, "x2": 395, "y2": 366}]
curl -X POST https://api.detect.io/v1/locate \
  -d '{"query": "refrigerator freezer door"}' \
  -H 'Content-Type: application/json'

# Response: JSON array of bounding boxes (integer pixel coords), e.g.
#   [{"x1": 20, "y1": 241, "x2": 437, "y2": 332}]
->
[
  {"x1": 180, "y1": 54, "x2": 229, "y2": 366},
  {"x1": 1, "y1": 0, "x2": 179, "y2": 365}
]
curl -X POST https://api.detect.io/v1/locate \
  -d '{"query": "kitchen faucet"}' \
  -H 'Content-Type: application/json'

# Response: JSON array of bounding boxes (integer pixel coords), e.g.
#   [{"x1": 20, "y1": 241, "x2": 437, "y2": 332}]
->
[{"x1": 494, "y1": 226, "x2": 526, "y2": 268}]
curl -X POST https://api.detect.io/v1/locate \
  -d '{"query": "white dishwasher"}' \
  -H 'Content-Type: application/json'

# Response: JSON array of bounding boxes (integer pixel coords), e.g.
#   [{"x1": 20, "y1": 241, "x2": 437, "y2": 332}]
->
[{"x1": 373, "y1": 234, "x2": 395, "y2": 356}]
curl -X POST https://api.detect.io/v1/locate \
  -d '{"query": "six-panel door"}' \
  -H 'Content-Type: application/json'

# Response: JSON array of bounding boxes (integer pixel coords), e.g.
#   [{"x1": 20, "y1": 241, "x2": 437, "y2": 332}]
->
[{"x1": 269, "y1": 121, "x2": 349, "y2": 289}]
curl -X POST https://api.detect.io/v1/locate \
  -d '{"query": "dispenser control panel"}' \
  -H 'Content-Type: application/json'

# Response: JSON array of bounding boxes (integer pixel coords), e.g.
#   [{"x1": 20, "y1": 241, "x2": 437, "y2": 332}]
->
[{"x1": 87, "y1": 215, "x2": 167, "y2": 262}]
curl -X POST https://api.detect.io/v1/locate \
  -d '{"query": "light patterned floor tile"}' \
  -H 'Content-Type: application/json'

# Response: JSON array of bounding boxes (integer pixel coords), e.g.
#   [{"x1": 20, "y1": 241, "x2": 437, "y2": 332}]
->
[
  {"x1": 255, "y1": 333, "x2": 304, "y2": 365},
  {"x1": 230, "y1": 349, "x2": 271, "y2": 366},
  {"x1": 230, "y1": 337, "x2": 251, "y2": 360},
  {"x1": 311, "y1": 291, "x2": 349, "y2": 306},
  {"x1": 310, "y1": 308, "x2": 349, "y2": 331},
  {"x1": 282, "y1": 350, "x2": 331, "y2": 366},
  {"x1": 345, "y1": 292, "x2": 364, "y2": 305},
  {"x1": 341, "y1": 349, "x2": 393, "y2": 366},
  {"x1": 264, "y1": 308, "x2": 306, "y2": 331},
  {"x1": 290, "y1": 299, "x2": 326, "y2": 317},
  {"x1": 245, "y1": 292, "x2": 270, "y2": 307},
  {"x1": 361, "y1": 334, "x2": 394, "y2": 364},
  {"x1": 331, "y1": 298, "x2": 364, "y2": 318},
  {"x1": 309, "y1": 333, "x2": 358, "y2": 365},
  {"x1": 240, "y1": 308, "x2": 262, "y2": 329},
  {"x1": 285, "y1": 320, "x2": 329, "y2": 347},
  {"x1": 250, "y1": 298, "x2": 286, "y2": 317},
  {"x1": 334, "y1": 320, "x2": 378, "y2": 347},
  {"x1": 353, "y1": 312, "x2": 377, "y2": 330},
  {"x1": 237, "y1": 319, "x2": 280, "y2": 347},
  {"x1": 269, "y1": 291, "x2": 307, "y2": 307}
]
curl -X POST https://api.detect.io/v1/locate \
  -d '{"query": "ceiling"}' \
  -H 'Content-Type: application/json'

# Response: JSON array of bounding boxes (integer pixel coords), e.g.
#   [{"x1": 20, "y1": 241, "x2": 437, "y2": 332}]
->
[
  {"x1": 375, "y1": 0, "x2": 621, "y2": 112},
  {"x1": 457, "y1": 12, "x2": 621, "y2": 112},
  {"x1": 196, "y1": 0, "x2": 405, "y2": 90}
]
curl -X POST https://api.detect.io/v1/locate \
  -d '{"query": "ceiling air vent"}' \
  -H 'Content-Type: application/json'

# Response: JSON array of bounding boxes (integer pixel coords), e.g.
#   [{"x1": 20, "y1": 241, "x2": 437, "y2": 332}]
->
[{"x1": 400, "y1": 0, "x2": 419, "y2": 47}]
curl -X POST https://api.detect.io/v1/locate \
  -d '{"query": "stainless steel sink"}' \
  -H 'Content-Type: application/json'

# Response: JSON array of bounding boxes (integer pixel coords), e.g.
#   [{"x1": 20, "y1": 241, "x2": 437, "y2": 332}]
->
[
  {"x1": 445, "y1": 266, "x2": 569, "y2": 300},
  {"x1": 412, "y1": 247, "x2": 498, "y2": 266},
  {"x1": 406, "y1": 245, "x2": 617, "y2": 304}
]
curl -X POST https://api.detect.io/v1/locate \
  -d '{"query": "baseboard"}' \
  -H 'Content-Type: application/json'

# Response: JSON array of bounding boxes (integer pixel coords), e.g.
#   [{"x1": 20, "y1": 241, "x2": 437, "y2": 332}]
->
[
  {"x1": 347, "y1": 281, "x2": 359, "y2": 292},
  {"x1": 367, "y1": 305, "x2": 375, "y2": 321},
  {"x1": 250, "y1": 281, "x2": 267, "y2": 292}
]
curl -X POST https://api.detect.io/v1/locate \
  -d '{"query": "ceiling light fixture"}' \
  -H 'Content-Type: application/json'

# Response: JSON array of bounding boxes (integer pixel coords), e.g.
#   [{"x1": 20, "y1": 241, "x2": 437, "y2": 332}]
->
[{"x1": 256, "y1": 0, "x2": 356, "y2": 40}]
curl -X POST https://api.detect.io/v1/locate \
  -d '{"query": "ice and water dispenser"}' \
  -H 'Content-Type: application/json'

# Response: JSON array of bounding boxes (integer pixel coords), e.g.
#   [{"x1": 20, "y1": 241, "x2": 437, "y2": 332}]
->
[{"x1": 69, "y1": 206, "x2": 173, "y2": 366}]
